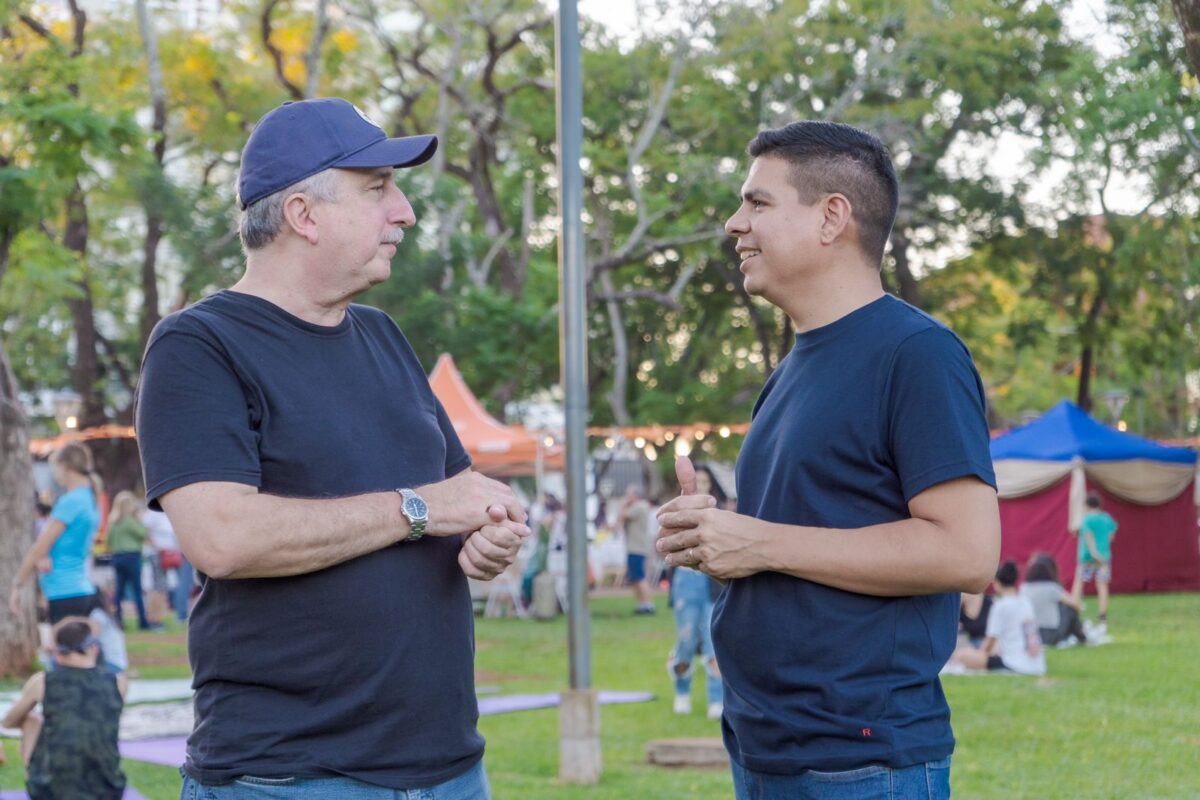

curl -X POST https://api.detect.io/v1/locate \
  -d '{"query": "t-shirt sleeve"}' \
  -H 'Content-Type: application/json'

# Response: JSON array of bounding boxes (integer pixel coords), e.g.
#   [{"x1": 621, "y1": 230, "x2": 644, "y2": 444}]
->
[
  {"x1": 887, "y1": 327, "x2": 997, "y2": 502},
  {"x1": 136, "y1": 325, "x2": 262, "y2": 509},
  {"x1": 435, "y1": 399, "x2": 472, "y2": 478}
]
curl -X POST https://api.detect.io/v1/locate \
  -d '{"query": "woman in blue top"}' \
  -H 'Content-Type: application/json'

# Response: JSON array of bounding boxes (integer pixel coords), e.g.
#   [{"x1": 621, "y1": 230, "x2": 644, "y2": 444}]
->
[{"x1": 9, "y1": 442, "x2": 104, "y2": 623}]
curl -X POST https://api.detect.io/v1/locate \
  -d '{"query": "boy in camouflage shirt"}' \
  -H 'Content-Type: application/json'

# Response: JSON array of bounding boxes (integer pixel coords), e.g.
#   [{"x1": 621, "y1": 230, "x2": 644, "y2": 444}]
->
[{"x1": 2, "y1": 617, "x2": 127, "y2": 799}]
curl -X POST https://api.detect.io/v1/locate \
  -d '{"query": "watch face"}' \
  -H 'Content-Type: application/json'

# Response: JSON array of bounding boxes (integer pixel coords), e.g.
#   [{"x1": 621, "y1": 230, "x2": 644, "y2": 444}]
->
[{"x1": 405, "y1": 496, "x2": 428, "y2": 518}]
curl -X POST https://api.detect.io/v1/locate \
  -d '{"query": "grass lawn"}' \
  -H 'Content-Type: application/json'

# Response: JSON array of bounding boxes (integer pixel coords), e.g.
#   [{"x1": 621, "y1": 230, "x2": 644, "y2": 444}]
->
[{"x1": 2, "y1": 592, "x2": 1198, "y2": 798}]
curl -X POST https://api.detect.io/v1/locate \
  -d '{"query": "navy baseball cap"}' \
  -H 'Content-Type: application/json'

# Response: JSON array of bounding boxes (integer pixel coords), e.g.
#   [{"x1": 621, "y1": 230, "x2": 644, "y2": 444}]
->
[{"x1": 237, "y1": 98, "x2": 438, "y2": 209}]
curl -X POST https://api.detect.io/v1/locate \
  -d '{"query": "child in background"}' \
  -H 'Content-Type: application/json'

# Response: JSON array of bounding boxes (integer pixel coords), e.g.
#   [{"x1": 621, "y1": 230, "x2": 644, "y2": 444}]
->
[
  {"x1": 2, "y1": 616, "x2": 127, "y2": 799},
  {"x1": 1072, "y1": 493, "x2": 1118, "y2": 638},
  {"x1": 948, "y1": 560, "x2": 1045, "y2": 676}
]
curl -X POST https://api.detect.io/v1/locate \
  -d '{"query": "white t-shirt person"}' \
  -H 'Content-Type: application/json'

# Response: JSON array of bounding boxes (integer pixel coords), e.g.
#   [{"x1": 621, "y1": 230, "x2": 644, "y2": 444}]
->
[{"x1": 986, "y1": 594, "x2": 1046, "y2": 675}]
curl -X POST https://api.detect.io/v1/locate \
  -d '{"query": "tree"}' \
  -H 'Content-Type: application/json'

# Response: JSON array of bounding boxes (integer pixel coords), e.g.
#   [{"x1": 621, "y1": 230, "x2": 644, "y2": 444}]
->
[
  {"x1": 1172, "y1": 0, "x2": 1200, "y2": 76},
  {"x1": 1024, "y1": 0, "x2": 1199, "y2": 414}
]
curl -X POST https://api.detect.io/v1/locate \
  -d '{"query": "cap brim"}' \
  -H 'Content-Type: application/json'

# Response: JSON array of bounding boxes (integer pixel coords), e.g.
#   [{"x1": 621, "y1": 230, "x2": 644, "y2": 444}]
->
[{"x1": 334, "y1": 134, "x2": 438, "y2": 170}]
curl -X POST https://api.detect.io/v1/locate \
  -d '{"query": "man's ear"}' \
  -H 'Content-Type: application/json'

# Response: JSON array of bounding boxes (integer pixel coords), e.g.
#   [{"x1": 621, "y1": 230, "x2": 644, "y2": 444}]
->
[
  {"x1": 819, "y1": 193, "x2": 853, "y2": 245},
  {"x1": 282, "y1": 192, "x2": 320, "y2": 245}
]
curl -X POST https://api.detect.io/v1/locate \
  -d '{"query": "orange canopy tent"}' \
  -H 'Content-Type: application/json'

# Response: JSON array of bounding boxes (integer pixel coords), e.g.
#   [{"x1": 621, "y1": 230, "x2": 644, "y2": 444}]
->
[{"x1": 428, "y1": 354, "x2": 563, "y2": 478}]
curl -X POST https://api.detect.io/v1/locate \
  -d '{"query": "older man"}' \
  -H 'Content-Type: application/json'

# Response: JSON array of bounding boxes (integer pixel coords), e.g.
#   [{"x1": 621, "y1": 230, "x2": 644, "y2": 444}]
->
[{"x1": 136, "y1": 97, "x2": 527, "y2": 799}]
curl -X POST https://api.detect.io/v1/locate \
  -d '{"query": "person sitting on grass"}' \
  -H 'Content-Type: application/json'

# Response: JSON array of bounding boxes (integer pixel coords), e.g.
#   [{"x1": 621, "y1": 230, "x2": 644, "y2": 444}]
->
[
  {"x1": 948, "y1": 560, "x2": 1045, "y2": 675},
  {"x1": 1, "y1": 616, "x2": 128, "y2": 800},
  {"x1": 958, "y1": 590, "x2": 992, "y2": 648},
  {"x1": 1021, "y1": 552, "x2": 1088, "y2": 647}
]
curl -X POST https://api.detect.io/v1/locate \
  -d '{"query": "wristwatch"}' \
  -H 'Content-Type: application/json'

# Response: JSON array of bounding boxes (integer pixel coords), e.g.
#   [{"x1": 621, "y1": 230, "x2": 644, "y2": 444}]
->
[{"x1": 397, "y1": 488, "x2": 429, "y2": 542}]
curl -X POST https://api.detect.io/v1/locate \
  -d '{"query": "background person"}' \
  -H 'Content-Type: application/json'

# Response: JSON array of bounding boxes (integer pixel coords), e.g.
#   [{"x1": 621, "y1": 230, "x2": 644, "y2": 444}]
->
[
  {"x1": 1022, "y1": 552, "x2": 1087, "y2": 647},
  {"x1": 135, "y1": 97, "x2": 527, "y2": 798},
  {"x1": 959, "y1": 591, "x2": 993, "y2": 648},
  {"x1": 666, "y1": 462, "x2": 725, "y2": 720},
  {"x1": 105, "y1": 490, "x2": 156, "y2": 631},
  {"x1": 142, "y1": 508, "x2": 177, "y2": 625},
  {"x1": 617, "y1": 484, "x2": 655, "y2": 614},
  {"x1": 1, "y1": 616, "x2": 128, "y2": 799},
  {"x1": 9, "y1": 442, "x2": 105, "y2": 624},
  {"x1": 1072, "y1": 492, "x2": 1118, "y2": 637},
  {"x1": 949, "y1": 560, "x2": 1045, "y2": 675}
]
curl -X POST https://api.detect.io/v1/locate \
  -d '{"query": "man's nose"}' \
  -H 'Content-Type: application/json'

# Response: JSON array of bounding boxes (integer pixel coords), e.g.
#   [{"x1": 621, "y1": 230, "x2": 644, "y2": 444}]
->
[
  {"x1": 390, "y1": 185, "x2": 417, "y2": 228},
  {"x1": 725, "y1": 207, "x2": 747, "y2": 236}
]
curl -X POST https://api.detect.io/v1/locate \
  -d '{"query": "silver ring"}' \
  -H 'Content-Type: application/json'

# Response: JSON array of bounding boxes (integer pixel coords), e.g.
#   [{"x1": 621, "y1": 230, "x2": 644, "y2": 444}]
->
[{"x1": 689, "y1": 548, "x2": 696, "y2": 564}]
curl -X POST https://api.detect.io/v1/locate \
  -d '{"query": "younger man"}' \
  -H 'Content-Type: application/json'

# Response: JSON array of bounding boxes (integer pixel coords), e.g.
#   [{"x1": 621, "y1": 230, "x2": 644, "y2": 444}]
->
[
  {"x1": 656, "y1": 121, "x2": 999, "y2": 799},
  {"x1": 2, "y1": 617, "x2": 128, "y2": 799}
]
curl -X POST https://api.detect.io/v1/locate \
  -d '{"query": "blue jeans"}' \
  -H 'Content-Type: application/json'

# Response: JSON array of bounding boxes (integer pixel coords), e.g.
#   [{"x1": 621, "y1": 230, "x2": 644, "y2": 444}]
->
[
  {"x1": 670, "y1": 567, "x2": 722, "y2": 706},
  {"x1": 111, "y1": 551, "x2": 150, "y2": 629},
  {"x1": 180, "y1": 760, "x2": 490, "y2": 799},
  {"x1": 731, "y1": 757, "x2": 951, "y2": 800},
  {"x1": 173, "y1": 556, "x2": 195, "y2": 621}
]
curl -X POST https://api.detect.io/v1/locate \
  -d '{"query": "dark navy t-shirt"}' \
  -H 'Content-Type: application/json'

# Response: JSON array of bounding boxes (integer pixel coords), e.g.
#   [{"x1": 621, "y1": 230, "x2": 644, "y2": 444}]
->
[
  {"x1": 714, "y1": 294, "x2": 996, "y2": 774},
  {"x1": 135, "y1": 291, "x2": 480, "y2": 789}
]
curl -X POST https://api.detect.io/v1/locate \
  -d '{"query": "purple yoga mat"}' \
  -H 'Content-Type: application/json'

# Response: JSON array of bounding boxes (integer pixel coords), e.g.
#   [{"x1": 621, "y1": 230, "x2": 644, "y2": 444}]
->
[
  {"x1": 478, "y1": 690, "x2": 654, "y2": 715},
  {"x1": 120, "y1": 736, "x2": 189, "y2": 767},
  {"x1": 0, "y1": 791, "x2": 145, "y2": 800},
  {"x1": 109, "y1": 691, "x2": 656, "y2": 769}
]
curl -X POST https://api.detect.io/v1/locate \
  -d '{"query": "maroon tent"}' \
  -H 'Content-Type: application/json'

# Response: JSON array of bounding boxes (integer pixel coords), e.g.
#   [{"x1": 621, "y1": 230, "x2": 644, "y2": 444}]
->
[{"x1": 992, "y1": 402, "x2": 1199, "y2": 593}]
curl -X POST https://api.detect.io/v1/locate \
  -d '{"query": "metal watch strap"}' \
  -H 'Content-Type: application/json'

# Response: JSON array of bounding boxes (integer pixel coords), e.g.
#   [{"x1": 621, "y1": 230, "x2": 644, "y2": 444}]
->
[{"x1": 397, "y1": 488, "x2": 427, "y2": 542}]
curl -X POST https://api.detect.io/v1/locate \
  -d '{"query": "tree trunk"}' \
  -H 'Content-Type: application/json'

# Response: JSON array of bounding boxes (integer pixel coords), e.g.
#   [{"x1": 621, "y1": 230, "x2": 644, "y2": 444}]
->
[
  {"x1": 141, "y1": 214, "x2": 163, "y2": 349},
  {"x1": 1076, "y1": 342, "x2": 1095, "y2": 413},
  {"x1": 62, "y1": 184, "x2": 104, "y2": 428},
  {"x1": 1075, "y1": 289, "x2": 1107, "y2": 413},
  {"x1": 136, "y1": 0, "x2": 165, "y2": 350},
  {"x1": 1173, "y1": 0, "x2": 1200, "y2": 78},
  {"x1": 889, "y1": 231, "x2": 924, "y2": 309},
  {"x1": 0, "y1": 347, "x2": 39, "y2": 677},
  {"x1": 600, "y1": 271, "x2": 631, "y2": 426}
]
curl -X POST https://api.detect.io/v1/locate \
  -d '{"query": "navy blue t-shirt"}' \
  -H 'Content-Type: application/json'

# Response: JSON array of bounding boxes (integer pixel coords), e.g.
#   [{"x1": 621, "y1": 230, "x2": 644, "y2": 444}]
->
[
  {"x1": 714, "y1": 294, "x2": 996, "y2": 774},
  {"x1": 135, "y1": 290, "x2": 480, "y2": 789}
]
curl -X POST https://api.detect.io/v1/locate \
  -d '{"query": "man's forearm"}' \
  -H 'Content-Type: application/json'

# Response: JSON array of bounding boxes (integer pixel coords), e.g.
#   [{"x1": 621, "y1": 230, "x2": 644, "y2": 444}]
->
[
  {"x1": 164, "y1": 487, "x2": 407, "y2": 579},
  {"x1": 755, "y1": 516, "x2": 995, "y2": 596}
]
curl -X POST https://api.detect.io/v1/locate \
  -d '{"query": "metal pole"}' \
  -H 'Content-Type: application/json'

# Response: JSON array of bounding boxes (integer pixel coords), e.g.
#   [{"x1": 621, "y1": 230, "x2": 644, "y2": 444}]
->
[
  {"x1": 556, "y1": 0, "x2": 590, "y2": 695},
  {"x1": 556, "y1": 0, "x2": 601, "y2": 784}
]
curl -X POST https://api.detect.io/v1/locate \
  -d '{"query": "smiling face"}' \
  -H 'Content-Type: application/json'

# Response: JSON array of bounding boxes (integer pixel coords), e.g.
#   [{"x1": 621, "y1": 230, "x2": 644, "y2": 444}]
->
[
  {"x1": 724, "y1": 155, "x2": 827, "y2": 305},
  {"x1": 316, "y1": 167, "x2": 416, "y2": 295}
]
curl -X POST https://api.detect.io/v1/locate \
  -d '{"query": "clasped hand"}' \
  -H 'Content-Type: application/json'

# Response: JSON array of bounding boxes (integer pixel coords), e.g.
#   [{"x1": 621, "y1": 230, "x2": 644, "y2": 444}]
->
[
  {"x1": 417, "y1": 469, "x2": 530, "y2": 581},
  {"x1": 655, "y1": 456, "x2": 759, "y2": 580}
]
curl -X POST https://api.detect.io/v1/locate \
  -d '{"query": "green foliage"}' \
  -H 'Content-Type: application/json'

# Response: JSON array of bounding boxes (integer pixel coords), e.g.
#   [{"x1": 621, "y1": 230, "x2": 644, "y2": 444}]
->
[{"x1": 0, "y1": 0, "x2": 1195, "y2": 438}]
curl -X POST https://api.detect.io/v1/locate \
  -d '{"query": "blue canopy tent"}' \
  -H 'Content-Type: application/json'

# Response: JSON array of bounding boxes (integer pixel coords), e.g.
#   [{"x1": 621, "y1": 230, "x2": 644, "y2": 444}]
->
[{"x1": 991, "y1": 401, "x2": 1199, "y2": 593}]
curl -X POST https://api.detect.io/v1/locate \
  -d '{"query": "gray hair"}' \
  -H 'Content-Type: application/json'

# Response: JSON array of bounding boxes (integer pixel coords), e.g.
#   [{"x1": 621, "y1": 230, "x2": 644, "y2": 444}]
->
[{"x1": 238, "y1": 169, "x2": 340, "y2": 251}]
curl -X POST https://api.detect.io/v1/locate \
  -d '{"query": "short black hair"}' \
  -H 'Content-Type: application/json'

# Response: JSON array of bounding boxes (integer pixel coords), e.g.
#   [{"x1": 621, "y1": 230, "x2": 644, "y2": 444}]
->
[
  {"x1": 995, "y1": 559, "x2": 1019, "y2": 588},
  {"x1": 747, "y1": 121, "x2": 899, "y2": 265},
  {"x1": 53, "y1": 617, "x2": 96, "y2": 653},
  {"x1": 1086, "y1": 493, "x2": 1102, "y2": 509}
]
